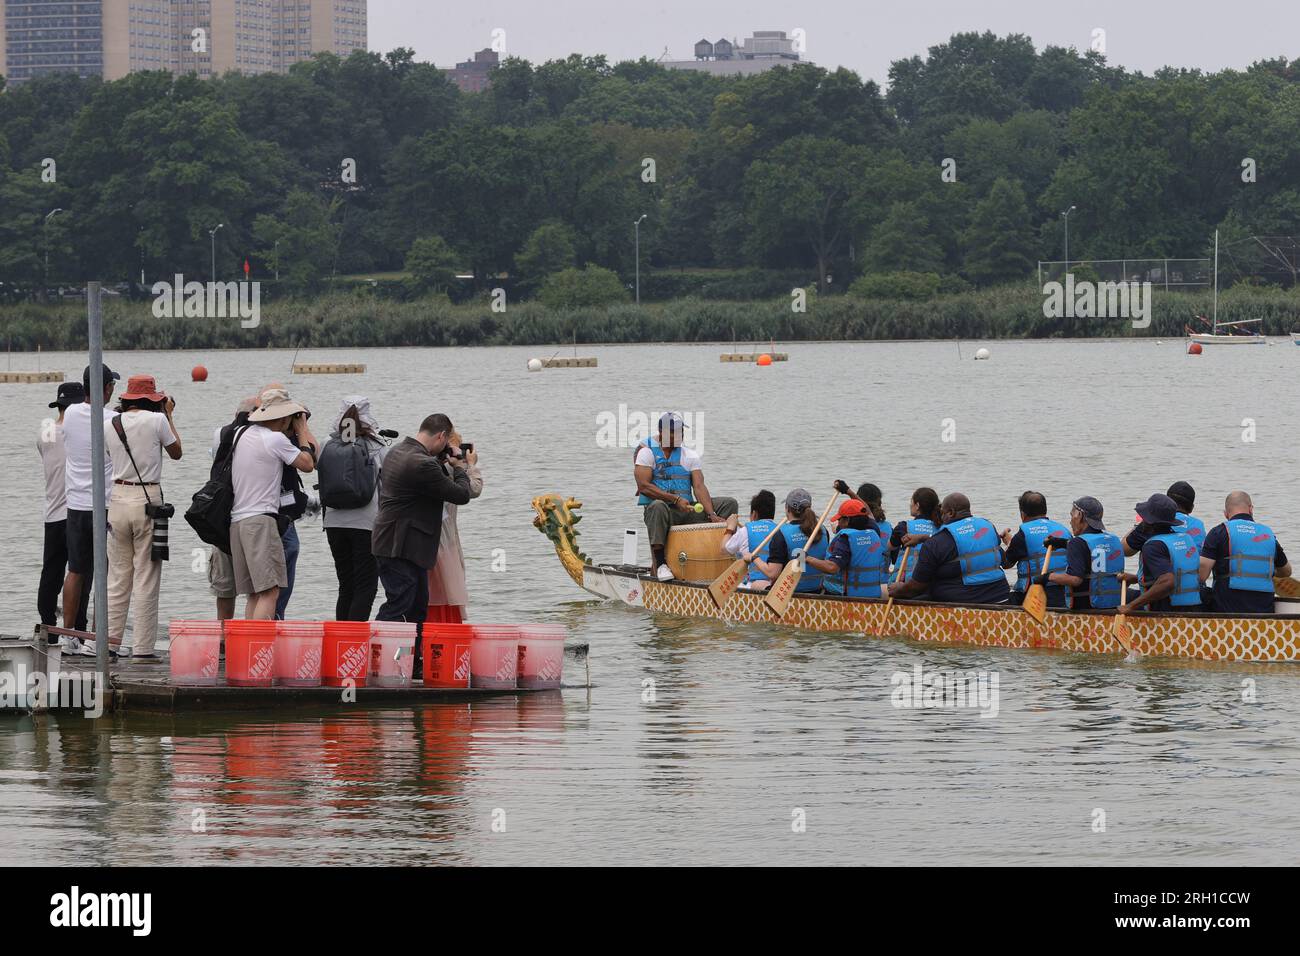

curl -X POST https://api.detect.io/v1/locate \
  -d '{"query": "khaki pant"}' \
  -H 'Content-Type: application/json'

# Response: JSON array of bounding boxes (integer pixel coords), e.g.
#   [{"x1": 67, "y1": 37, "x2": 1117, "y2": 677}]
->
[{"x1": 107, "y1": 484, "x2": 163, "y2": 654}]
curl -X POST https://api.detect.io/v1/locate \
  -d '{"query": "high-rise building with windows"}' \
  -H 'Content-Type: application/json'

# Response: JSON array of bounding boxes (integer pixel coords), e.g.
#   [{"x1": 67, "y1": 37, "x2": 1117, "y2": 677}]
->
[{"x1": 0, "y1": 0, "x2": 366, "y2": 84}]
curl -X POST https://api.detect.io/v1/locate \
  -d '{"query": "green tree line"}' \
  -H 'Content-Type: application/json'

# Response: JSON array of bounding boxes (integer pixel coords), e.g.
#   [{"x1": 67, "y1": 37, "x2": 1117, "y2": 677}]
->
[{"x1": 2, "y1": 34, "x2": 1299, "y2": 304}]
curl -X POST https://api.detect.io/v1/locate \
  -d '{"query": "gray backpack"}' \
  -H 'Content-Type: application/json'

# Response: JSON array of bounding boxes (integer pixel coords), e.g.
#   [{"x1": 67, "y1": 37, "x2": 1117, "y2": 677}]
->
[{"x1": 317, "y1": 437, "x2": 378, "y2": 509}]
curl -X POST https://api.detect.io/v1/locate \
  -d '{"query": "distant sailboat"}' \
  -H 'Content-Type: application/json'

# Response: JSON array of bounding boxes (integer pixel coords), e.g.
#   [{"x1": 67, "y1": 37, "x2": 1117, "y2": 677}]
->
[{"x1": 1186, "y1": 230, "x2": 1265, "y2": 345}]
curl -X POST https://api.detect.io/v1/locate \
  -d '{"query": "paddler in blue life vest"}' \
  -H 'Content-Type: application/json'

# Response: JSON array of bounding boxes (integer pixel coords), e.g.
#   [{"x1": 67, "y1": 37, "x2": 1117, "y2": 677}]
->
[
  {"x1": 808, "y1": 499, "x2": 887, "y2": 597},
  {"x1": 765, "y1": 488, "x2": 835, "y2": 593},
  {"x1": 999, "y1": 491, "x2": 1072, "y2": 609},
  {"x1": 1116, "y1": 493, "x2": 1202, "y2": 613},
  {"x1": 1123, "y1": 481, "x2": 1206, "y2": 561},
  {"x1": 832, "y1": 480, "x2": 893, "y2": 548},
  {"x1": 722, "y1": 489, "x2": 781, "y2": 591},
  {"x1": 1044, "y1": 496, "x2": 1124, "y2": 610},
  {"x1": 887, "y1": 487, "x2": 942, "y2": 580},
  {"x1": 887, "y1": 493, "x2": 1010, "y2": 605},
  {"x1": 1197, "y1": 491, "x2": 1291, "y2": 613},
  {"x1": 634, "y1": 412, "x2": 738, "y2": 581}
]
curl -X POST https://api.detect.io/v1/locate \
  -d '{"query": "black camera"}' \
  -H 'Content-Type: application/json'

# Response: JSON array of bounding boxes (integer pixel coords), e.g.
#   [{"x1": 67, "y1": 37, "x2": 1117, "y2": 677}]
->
[{"x1": 146, "y1": 502, "x2": 175, "y2": 520}]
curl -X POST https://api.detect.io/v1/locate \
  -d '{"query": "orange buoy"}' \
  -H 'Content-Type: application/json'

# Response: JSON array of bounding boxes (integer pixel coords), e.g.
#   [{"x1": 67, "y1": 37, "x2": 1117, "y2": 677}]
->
[
  {"x1": 1187, "y1": 342, "x2": 1203, "y2": 355},
  {"x1": 191, "y1": 365, "x2": 208, "y2": 381},
  {"x1": 756, "y1": 353, "x2": 773, "y2": 366}
]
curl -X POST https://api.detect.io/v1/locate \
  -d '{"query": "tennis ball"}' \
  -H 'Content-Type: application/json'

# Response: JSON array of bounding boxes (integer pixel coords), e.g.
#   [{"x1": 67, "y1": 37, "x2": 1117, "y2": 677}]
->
[{"x1": 694, "y1": 502, "x2": 705, "y2": 513}]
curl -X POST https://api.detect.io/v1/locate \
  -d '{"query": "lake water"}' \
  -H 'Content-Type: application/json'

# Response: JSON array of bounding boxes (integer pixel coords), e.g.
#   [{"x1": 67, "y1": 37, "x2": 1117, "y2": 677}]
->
[{"x1": 2, "y1": 339, "x2": 1299, "y2": 864}]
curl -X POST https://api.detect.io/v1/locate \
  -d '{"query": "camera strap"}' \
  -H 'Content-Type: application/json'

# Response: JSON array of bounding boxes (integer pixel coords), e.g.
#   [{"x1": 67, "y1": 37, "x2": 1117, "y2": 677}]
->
[{"x1": 111, "y1": 414, "x2": 156, "y2": 507}]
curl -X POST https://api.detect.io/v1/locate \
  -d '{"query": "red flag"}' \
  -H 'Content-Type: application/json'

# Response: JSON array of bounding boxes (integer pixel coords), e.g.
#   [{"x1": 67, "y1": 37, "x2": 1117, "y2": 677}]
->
[{"x1": 243, "y1": 259, "x2": 251, "y2": 277}]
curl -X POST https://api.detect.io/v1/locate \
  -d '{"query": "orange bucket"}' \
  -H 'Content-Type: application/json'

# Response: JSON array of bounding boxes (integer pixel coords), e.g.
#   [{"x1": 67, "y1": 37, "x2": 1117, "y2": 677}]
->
[
  {"x1": 321, "y1": 621, "x2": 370, "y2": 687},
  {"x1": 224, "y1": 620, "x2": 277, "y2": 687},
  {"x1": 422, "y1": 623, "x2": 473, "y2": 688}
]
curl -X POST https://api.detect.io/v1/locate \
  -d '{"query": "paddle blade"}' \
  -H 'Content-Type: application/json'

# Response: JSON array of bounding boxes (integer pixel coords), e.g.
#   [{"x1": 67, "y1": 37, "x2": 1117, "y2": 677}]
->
[
  {"x1": 707, "y1": 559, "x2": 747, "y2": 610},
  {"x1": 1275, "y1": 576, "x2": 1300, "y2": 600},
  {"x1": 1111, "y1": 614, "x2": 1133, "y2": 653},
  {"x1": 1023, "y1": 584, "x2": 1048, "y2": 623},
  {"x1": 763, "y1": 564, "x2": 801, "y2": 619}
]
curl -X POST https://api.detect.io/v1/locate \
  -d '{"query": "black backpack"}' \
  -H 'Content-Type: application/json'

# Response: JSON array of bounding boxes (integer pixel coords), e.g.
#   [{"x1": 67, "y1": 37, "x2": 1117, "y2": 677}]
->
[
  {"x1": 317, "y1": 436, "x2": 378, "y2": 510},
  {"x1": 185, "y1": 426, "x2": 248, "y2": 553}
]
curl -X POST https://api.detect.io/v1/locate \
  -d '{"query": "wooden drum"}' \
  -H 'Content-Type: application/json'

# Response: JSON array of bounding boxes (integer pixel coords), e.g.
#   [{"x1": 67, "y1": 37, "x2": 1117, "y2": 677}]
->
[{"x1": 665, "y1": 523, "x2": 732, "y2": 582}]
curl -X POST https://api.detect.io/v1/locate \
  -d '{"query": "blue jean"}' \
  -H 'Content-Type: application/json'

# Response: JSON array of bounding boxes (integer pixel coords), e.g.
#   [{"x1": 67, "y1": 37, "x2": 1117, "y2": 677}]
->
[{"x1": 275, "y1": 521, "x2": 299, "y2": 620}]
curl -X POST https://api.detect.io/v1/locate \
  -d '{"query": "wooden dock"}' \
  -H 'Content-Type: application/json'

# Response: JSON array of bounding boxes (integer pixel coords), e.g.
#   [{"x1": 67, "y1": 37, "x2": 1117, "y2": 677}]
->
[
  {"x1": 0, "y1": 371, "x2": 63, "y2": 383},
  {"x1": 292, "y1": 363, "x2": 366, "y2": 374},
  {"x1": 542, "y1": 357, "x2": 597, "y2": 368},
  {"x1": 719, "y1": 353, "x2": 788, "y2": 362}
]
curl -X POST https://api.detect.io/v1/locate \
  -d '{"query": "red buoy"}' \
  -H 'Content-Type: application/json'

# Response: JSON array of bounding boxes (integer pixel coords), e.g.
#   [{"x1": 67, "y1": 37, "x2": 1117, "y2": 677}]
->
[
  {"x1": 1187, "y1": 342, "x2": 1203, "y2": 355},
  {"x1": 192, "y1": 365, "x2": 209, "y2": 381},
  {"x1": 756, "y1": 353, "x2": 773, "y2": 366}
]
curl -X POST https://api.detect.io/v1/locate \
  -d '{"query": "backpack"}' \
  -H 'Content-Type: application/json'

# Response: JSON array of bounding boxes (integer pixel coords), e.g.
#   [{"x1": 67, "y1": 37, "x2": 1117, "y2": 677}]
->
[
  {"x1": 185, "y1": 426, "x2": 248, "y2": 553},
  {"x1": 317, "y1": 435, "x2": 378, "y2": 510}
]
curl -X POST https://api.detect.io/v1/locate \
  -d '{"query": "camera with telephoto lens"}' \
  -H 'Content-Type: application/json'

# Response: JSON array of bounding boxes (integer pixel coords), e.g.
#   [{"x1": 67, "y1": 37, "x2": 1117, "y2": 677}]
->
[
  {"x1": 151, "y1": 517, "x2": 170, "y2": 562},
  {"x1": 145, "y1": 501, "x2": 175, "y2": 520}
]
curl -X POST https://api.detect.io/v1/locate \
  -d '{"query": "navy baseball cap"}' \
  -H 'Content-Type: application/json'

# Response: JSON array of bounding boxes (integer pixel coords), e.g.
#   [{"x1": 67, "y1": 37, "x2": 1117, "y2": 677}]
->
[
  {"x1": 81, "y1": 363, "x2": 120, "y2": 391},
  {"x1": 49, "y1": 381, "x2": 85, "y2": 409},
  {"x1": 1071, "y1": 496, "x2": 1106, "y2": 532},
  {"x1": 1135, "y1": 493, "x2": 1179, "y2": 525}
]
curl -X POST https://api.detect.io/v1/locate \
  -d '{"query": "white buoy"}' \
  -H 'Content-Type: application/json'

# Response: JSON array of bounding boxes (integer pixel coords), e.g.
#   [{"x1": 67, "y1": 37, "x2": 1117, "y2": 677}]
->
[
  {"x1": 974, "y1": 347, "x2": 990, "y2": 361},
  {"x1": 527, "y1": 357, "x2": 543, "y2": 372}
]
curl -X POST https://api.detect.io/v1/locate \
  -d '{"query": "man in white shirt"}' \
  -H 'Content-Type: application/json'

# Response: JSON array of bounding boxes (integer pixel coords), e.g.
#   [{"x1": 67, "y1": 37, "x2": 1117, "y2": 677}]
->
[
  {"x1": 38, "y1": 382, "x2": 89, "y2": 635},
  {"x1": 230, "y1": 389, "x2": 318, "y2": 619},
  {"x1": 633, "y1": 412, "x2": 737, "y2": 581},
  {"x1": 61, "y1": 364, "x2": 119, "y2": 636},
  {"x1": 105, "y1": 375, "x2": 182, "y2": 656}
]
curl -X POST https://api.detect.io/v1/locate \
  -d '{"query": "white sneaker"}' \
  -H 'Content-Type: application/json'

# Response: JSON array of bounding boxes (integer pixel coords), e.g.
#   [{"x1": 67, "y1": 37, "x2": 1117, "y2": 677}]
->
[
  {"x1": 656, "y1": 565, "x2": 675, "y2": 582},
  {"x1": 59, "y1": 636, "x2": 83, "y2": 655}
]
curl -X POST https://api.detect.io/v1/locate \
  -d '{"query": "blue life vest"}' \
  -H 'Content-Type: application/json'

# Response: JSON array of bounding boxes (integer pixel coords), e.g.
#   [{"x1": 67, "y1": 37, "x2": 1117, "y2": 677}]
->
[
  {"x1": 636, "y1": 439, "x2": 693, "y2": 506},
  {"x1": 893, "y1": 518, "x2": 936, "y2": 581},
  {"x1": 1225, "y1": 518, "x2": 1276, "y2": 593},
  {"x1": 1014, "y1": 518, "x2": 1071, "y2": 592},
  {"x1": 743, "y1": 518, "x2": 777, "y2": 584},
  {"x1": 1075, "y1": 531, "x2": 1124, "y2": 609},
  {"x1": 1174, "y1": 512, "x2": 1206, "y2": 554},
  {"x1": 876, "y1": 519, "x2": 894, "y2": 557},
  {"x1": 824, "y1": 528, "x2": 887, "y2": 597},
  {"x1": 945, "y1": 516, "x2": 1005, "y2": 586},
  {"x1": 1148, "y1": 532, "x2": 1201, "y2": 607},
  {"x1": 779, "y1": 523, "x2": 831, "y2": 593}
]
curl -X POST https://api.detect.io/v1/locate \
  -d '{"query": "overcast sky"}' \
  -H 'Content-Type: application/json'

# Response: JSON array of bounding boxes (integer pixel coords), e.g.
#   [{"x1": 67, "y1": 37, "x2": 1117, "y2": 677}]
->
[{"x1": 370, "y1": 0, "x2": 1298, "y2": 86}]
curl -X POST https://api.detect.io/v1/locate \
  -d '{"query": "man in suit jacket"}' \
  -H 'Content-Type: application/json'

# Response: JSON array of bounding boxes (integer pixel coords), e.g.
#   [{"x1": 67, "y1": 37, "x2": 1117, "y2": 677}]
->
[{"x1": 372, "y1": 413, "x2": 472, "y2": 634}]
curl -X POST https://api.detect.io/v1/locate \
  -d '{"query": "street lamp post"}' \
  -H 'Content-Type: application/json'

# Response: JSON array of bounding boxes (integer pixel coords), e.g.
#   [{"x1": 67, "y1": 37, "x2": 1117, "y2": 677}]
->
[
  {"x1": 634, "y1": 214, "x2": 647, "y2": 305},
  {"x1": 209, "y1": 223, "x2": 224, "y2": 281},
  {"x1": 44, "y1": 208, "x2": 63, "y2": 293},
  {"x1": 1061, "y1": 206, "x2": 1077, "y2": 274}
]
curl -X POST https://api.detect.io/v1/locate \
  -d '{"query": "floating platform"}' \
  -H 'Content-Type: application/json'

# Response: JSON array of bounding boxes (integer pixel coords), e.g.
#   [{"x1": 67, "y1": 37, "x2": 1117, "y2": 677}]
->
[
  {"x1": 0, "y1": 371, "x2": 63, "y2": 383},
  {"x1": 292, "y1": 363, "x2": 366, "y2": 374},
  {"x1": 542, "y1": 357, "x2": 597, "y2": 368},
  {"x1": 56, "y1": 655, "x2": 569, "y2": 713},
  {"x1": 719, "y1": 353, "x2": 788, "y2": 362}
]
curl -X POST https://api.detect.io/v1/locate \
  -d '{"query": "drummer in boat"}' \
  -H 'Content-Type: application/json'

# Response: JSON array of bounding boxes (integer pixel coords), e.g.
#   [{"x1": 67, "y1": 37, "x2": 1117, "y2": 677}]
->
[
  {"x1": 634, "y1": 412, "x2": 738, "y2": 581},
  {"x1": 1197, "y1": 491, "x2": 1291, "y2": 613},
  {"x1": 886, "y1": 493, "x2": 1011, "y2": 605}
]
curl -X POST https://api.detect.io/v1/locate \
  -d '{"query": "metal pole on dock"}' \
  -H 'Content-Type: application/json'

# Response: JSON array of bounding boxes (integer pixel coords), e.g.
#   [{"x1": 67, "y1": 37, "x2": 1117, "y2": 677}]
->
[
  {"x1": 1212, "y1": 229, "x2": 1219, "y2": 333},
  {"x1": 88, "y1": 282, "x2": 109, "y2": 684}
]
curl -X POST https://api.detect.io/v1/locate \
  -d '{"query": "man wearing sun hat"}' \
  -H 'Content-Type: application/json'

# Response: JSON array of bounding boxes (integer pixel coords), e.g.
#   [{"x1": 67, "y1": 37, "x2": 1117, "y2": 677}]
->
[
  {"x1": 229, "y1": 388, "x2": 319, "y2": 619},
  {"x1": 105, "y1": 374, "x2": 182, "y2": 657},
  {"x1": 1116, "y1": 493, "x2": 1202, "y2": 614},
  {"x1": 37, "y1": 381, "x2": 88, "y2": 640}
]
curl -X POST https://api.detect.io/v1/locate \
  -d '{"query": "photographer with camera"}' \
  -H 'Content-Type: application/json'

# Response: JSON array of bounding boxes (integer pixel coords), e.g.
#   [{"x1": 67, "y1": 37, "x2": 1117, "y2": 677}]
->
[
  {"x1": 106, "y1": 375, "x2": 182, "y2": 658},
  {"x1": 426, "y1": 430, "x2": 482, "y2": 624}
]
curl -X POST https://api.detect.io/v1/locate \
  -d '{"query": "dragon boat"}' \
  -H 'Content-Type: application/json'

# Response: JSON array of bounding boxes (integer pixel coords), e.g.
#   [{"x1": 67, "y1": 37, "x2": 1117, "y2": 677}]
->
[{"x1": 531, "y1": 494, "x2": 1300, "y2": 663}]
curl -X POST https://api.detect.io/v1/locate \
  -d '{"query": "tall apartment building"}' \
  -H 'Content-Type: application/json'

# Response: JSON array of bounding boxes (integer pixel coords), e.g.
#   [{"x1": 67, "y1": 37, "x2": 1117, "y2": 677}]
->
[{"x1": 1, "y1": 0, "x2": 366, "y2": 84}]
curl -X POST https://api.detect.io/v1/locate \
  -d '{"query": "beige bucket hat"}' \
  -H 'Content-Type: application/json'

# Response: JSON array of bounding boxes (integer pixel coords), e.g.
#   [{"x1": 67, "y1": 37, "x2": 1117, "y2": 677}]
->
[{"x1": 248, "y1": 387, "x2": 308, "y2": 422}]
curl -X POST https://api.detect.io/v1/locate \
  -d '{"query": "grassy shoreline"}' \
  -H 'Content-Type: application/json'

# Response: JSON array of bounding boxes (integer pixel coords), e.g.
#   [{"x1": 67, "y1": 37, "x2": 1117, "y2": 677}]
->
[{"x1": 3, "y1": 287, "x2": 1297, "y2": 351}]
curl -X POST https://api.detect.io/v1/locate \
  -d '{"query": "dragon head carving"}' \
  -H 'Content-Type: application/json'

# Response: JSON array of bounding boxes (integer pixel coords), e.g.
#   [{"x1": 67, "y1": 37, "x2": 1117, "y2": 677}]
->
[{"x1": 531, "y1": 494, "x2": 590, "y2": 586}]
